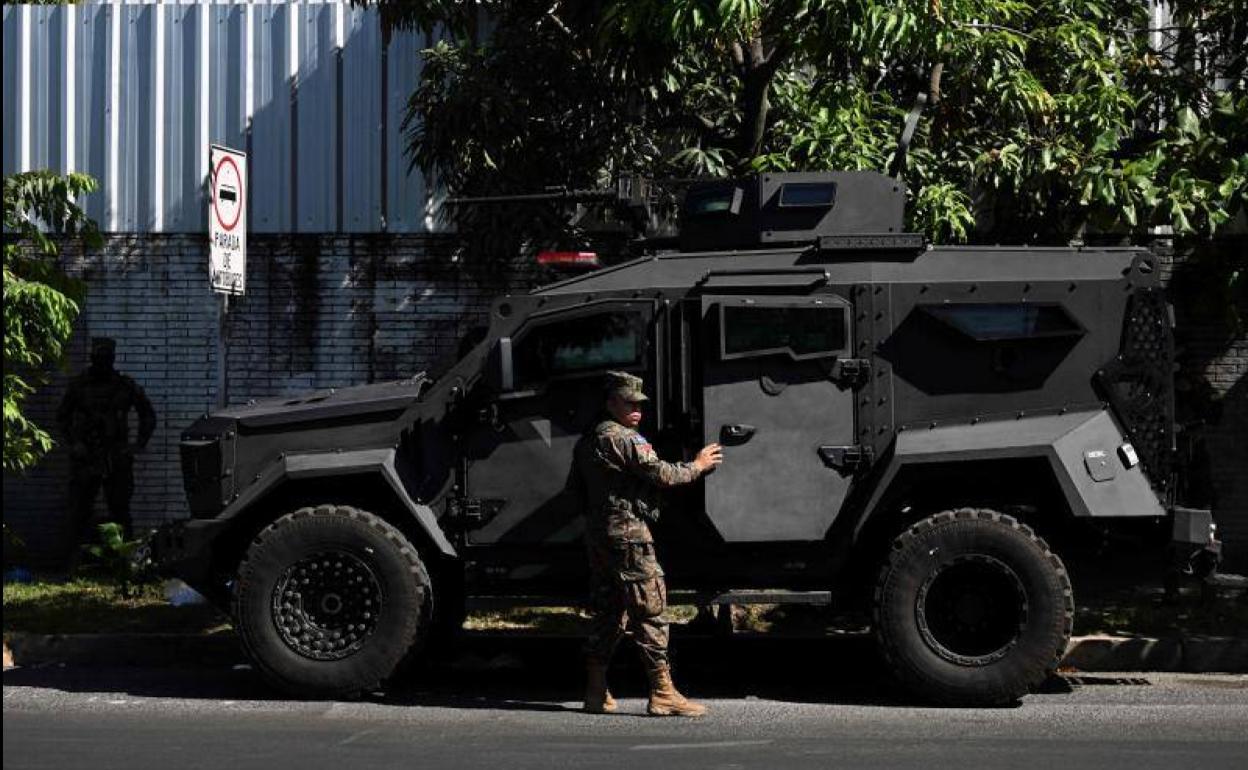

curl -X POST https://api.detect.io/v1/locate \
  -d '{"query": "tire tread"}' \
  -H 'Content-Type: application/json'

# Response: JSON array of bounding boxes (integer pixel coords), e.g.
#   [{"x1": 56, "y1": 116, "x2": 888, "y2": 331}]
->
[
  {"x1": 232, "y1": 504, "x2": 431, "y2": 699},
  {"x1": 872, "y1": 508, "x2": 1074, "y2": 706}
]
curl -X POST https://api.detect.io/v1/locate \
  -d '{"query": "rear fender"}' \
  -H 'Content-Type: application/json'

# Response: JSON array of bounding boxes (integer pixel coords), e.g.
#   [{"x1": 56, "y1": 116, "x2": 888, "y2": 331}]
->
[{"x1": 853, "y1": 409, "x2": 1165, "y2": 541}]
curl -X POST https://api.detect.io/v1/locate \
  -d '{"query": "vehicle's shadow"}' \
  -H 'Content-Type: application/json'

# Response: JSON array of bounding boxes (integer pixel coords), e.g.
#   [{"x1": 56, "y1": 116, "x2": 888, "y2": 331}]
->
[{"x1": 1, "y1": 632, "x2": 1023, "y2": 710}]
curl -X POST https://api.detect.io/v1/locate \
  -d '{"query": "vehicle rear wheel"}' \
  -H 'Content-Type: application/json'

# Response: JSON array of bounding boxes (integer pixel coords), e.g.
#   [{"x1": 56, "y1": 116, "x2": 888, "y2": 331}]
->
[
  {"x1": 233, "y1": 505, "x2": 432, "y2": 699},
  {"x1": 873, "y1": 508, "x2": 1072, "y2": 706}
]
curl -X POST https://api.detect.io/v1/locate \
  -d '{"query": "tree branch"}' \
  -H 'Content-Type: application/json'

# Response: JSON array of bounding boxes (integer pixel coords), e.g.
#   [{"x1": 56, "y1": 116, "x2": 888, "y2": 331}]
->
[
  {"x1": 543, "y1": 4, "x2": 575, "y2": 40},
  {"x1": 929, "y1": 60, "x2": 946, "y2": 104},
  {"x1": 541, "y1": 3, "x2": 588, "y2": 63},
  {"x1": 761, "y1": 39, "x2": 791, "y2": 75},
  {"x1": 748, "y1": 36, "x2": 765, "y2": 68},
  {"x1": 954, "y1": 21, "x2": 1035, "y2": 39}
]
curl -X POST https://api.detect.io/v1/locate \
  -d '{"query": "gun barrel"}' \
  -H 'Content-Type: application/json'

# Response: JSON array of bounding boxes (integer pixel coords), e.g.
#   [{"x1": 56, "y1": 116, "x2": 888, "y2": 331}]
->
[{"x1": 445, "y1": 189, "x2": 614, "y2": 206}]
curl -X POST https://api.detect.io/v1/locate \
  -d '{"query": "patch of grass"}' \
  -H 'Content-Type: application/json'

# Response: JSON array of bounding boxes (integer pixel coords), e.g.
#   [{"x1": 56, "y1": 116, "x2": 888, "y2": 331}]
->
[
  {"x1": 2, "y1": 579, "x2": 230, "y2": 636},
  {"x1": 464, "y1": 606, "x2": 589, "y2": 633},
  {"x1": 464, "y1": 603, "x2": 701, "y2": 634},
  {"x1": 461, "y1": 602, "x2": 865, "y2": 636}
]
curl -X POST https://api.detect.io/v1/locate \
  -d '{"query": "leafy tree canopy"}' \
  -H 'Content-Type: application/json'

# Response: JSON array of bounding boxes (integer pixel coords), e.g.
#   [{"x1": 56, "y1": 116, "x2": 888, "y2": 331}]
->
[
  {"x1": 369, "y1": 0, "x2": 1246, "y2": 267},
  {"x1": 3, "y1": 171, "x2": 100, "y2": 472}
]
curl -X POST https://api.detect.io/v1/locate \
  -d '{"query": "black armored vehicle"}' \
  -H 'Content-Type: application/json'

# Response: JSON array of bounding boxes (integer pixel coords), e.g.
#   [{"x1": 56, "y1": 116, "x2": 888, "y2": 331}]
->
[{"x1": 156, "y1": 170, "x2": 1216, "y2": 705}]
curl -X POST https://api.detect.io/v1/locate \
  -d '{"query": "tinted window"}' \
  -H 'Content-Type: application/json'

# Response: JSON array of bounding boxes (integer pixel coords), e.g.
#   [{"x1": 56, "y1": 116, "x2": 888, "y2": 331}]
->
[
  {"x1": 779, "y1": 182, "x2": 836, "y2": 208},
  {"x1": 721, "y1": 304, "x2": 848, "y2": 360},
  {"x1": 514, "y1": 311, "x2": 646, "y2": 386},
  {"x1": 686, "y1": 186, "x2": 742, "y2": 216},
  {"x1": 921, "y1": 303, "x2": 1083, "y2": 341}
]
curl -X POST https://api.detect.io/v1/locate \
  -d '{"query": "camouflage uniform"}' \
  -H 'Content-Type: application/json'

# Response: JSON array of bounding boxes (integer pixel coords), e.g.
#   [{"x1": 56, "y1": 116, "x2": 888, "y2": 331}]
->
[
  {"x1": 569, "y1": 404, "x2": 700, "y2": 674},
  {"x1": 57, "y1": 338, "x2": 156, "y2": 542}
]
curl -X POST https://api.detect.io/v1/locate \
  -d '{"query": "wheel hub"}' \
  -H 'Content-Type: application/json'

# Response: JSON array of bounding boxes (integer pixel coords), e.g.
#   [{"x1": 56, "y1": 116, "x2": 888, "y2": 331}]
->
[
  {"x1": 271, "y1": 551, "x2": 384, "y2": 661},
  {"x1": 320, "y1": 593, "x2": 343, "y2": 615},
  {"x1": 916, "y1": 554, "x2": 1028, "y2": 666}
]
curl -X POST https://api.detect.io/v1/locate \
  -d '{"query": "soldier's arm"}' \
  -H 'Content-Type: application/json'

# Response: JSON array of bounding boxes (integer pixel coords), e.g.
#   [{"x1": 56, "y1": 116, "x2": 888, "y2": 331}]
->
[
  {"x1": 606, "y1": 432, "x2": 701, "y2": 488},
  {"x1": 130, "y1": 379, "x2": 157, "y2": 450}
]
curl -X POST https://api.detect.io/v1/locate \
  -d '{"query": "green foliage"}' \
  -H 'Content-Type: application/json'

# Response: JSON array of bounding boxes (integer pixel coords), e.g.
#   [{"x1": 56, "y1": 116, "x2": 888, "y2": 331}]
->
[
  {"x1": 2, "y1": 577, "x2": 229, "y2": 635},
  {"x1": 3, "y1": 170, "x2": 100, "y2": 472},
  {"x1": 80, "y1": 522, "x2": 153, "y2": 599},
  {"x1": 371, "y1": 0, "x2": 1246, "y2": 260}
]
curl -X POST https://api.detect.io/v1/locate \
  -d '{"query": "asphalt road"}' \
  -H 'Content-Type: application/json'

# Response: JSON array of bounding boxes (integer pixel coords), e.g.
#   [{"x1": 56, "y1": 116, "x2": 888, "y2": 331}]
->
[{"x1": 5, "y1": 637, "x2": 1247, "y2": 770}]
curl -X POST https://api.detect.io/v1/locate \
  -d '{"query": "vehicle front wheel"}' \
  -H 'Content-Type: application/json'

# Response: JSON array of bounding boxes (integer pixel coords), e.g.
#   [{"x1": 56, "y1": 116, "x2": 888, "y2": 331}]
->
[
  {"x1": 873, "y1": 508, "x2": 1073, "y2": 706},
  {"x1": 233, "y1": 505, "x2": 432, "y2": 699}
]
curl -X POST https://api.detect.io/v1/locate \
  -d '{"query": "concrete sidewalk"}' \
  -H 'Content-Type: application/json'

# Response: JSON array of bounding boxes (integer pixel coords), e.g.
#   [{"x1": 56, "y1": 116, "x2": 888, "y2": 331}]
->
[{"x1": 5, "y1": 630, "x2": 1247, "y2": 674}]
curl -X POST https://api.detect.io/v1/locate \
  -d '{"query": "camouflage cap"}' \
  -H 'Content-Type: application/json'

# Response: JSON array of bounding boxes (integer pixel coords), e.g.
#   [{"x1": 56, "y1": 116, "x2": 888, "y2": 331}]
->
[{"x1": 604, "y1": 371, "x2": 648, "y2": 402}]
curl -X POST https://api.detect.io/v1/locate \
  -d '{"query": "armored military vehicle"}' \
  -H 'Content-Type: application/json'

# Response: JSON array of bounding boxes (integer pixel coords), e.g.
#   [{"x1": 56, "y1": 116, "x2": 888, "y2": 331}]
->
[{"x1": 155, "y1": 170, "x2": 1218, "y2": 705}]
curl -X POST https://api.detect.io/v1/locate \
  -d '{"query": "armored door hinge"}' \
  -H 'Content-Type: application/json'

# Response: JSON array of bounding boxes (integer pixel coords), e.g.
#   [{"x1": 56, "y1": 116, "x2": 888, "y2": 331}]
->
[
  {"x1": 818, "y1": 444, "x2": 875, "y2": 474},
  {"x1": 830, "y1": 358, "x2": 871, "y2": 388}
]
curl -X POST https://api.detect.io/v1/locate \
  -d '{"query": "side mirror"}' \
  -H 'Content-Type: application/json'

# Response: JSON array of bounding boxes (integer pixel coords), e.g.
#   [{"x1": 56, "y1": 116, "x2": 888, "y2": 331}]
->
[{"x1": 490, "y1": 336, "x2": 515, "y2": 392}]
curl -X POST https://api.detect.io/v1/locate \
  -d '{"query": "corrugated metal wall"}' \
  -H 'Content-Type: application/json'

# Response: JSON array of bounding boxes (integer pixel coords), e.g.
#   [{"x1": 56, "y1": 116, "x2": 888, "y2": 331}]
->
[{"x1": 2, "y1": 1, "x2": 435, "y2": 233}]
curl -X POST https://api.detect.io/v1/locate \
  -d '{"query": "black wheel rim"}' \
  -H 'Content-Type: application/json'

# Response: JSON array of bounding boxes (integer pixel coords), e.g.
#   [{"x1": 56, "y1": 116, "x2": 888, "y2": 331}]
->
[
  {"x1": 271, "y1": 550, "x2": 384, "y2": 661},
  {"x1": 916, "y1": 554, "x2": 1028, "y2": 666}
]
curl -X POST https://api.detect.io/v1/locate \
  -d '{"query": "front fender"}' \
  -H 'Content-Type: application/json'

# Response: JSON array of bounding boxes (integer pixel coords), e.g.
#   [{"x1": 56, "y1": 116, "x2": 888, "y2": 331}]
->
[{"x1": 221, "y1": 447, "x2": 456, "y2": 557}]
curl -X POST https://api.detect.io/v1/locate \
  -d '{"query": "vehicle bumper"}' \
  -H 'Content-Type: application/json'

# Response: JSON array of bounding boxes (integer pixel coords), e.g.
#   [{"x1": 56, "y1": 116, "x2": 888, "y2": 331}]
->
[
  {"x1": 1167, "y1": 506, "x2": 1248, "y2": 593},
  {"x1": 150, "y1": 518, "x2": 229, "y2": 602}
]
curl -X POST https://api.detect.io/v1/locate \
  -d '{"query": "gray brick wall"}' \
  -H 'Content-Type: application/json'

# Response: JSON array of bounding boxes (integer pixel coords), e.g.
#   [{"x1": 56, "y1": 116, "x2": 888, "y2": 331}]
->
[
  {"x1": 4, "y1": 235, "x2": 1245, "y2": 571},
  {"x1": 2, "y1": 233, "x2": 508, "y2": 566},
  {"x1": 1158, "y1": 239, "x2": 1248, "y2": 571}
]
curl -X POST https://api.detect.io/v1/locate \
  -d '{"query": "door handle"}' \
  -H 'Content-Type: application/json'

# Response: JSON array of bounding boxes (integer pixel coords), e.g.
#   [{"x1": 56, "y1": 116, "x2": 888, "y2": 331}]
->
[{"x1": 720, "y1": 424, "x2": 757, "y2": 445}]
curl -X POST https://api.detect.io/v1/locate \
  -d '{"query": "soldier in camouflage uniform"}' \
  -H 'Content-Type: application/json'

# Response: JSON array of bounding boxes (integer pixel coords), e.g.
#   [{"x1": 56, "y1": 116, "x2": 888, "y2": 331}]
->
[
  {"x1": 57, "y1": 337, "x2": 156, "y2": 545},
  {"x1": 568, "y1": 371, "x2": 722, "y2": 716}
]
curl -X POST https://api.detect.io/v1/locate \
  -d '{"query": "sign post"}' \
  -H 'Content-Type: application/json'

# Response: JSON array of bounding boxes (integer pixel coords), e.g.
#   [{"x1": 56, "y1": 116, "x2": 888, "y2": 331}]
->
[{"x1": 208, "y1": 144, "x2": 247, "y2": 408}]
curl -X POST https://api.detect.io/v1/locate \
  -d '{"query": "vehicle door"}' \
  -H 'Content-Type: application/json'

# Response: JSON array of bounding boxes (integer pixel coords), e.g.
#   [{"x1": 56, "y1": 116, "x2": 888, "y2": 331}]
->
[
  {"x1": 461, "y1": 299, "x2": 660, "y2": 563},
  {"x1": 699, "y1": 294, "x2": 856, "y2": 541}
]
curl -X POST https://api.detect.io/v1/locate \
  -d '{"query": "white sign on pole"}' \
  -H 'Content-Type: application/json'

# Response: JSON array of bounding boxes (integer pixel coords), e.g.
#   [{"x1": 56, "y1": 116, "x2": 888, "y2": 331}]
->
[{"x1": 209, "y1": 144, "x2": 247, "y2": 295}]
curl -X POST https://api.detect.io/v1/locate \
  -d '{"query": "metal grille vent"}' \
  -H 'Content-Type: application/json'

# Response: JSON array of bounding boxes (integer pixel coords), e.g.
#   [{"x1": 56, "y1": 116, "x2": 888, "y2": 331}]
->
[{"x1": 1095, "y1": 288, "x2": 1175, "y2": 491}]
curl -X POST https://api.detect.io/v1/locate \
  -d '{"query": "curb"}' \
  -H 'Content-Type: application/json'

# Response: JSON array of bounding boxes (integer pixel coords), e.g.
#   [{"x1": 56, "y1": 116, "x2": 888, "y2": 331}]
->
[
  {"x1": 1062, "y1": 634, "x2": 1248, "y2": 673},
  {"x1": 4, "y1": 632, "x2": 1246, "y2": 674}
]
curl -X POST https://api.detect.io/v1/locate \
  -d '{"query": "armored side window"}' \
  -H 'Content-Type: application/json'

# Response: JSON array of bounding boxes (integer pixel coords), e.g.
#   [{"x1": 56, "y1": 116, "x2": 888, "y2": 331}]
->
[
  {"x1": 685, "y1": 185, "x2": 744, "y2": 217},
  {"x1": 920, "y1": 303, "x2": 1084, "y2": 342},
  {"x1": 777, "y1": 182, "x2": 836, "y2": 208},
  {"x1": 513, "y1": 311, "x2": 647, "y2": 387},
  {"x1": 720, "y1": 302, "x2": 848, "y2": 361}
]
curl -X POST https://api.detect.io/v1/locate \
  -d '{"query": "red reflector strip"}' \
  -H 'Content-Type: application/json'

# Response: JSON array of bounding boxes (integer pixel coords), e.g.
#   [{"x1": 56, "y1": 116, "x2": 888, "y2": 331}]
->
[{"x1": 536, "y1": 250, "x2": 600, "y2": 268}]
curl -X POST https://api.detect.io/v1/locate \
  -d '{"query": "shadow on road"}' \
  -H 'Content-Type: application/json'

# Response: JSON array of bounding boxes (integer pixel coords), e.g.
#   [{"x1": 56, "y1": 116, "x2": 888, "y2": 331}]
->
[{"x1": 2, "y1": 631, "x2": 1023, "y2": 711}]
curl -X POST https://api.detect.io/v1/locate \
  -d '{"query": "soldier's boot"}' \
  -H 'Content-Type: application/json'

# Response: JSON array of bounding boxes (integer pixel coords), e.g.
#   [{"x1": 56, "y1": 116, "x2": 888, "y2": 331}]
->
[
  {"x1": 583, "y1": 663, "x2": 617, "y2": 713},
  {"x1": 646, "y1": 664, "x2": 707, "y2": 717}
]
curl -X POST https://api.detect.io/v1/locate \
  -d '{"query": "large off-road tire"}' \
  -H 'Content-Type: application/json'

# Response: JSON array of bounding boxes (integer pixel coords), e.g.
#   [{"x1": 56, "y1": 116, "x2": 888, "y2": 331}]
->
[
  {"x1": 873, "y1": 509, "x2": 1073, "y2": 706},
  {"x1": 232, "y1": 505, "x2": 432, "y2": 699}
]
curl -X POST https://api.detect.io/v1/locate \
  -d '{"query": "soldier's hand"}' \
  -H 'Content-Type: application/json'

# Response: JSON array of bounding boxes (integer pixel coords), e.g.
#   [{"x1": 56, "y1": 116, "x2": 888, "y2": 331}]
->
[{"x1": 694, "y1": 443, "x2": 723, "y2": 474}]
